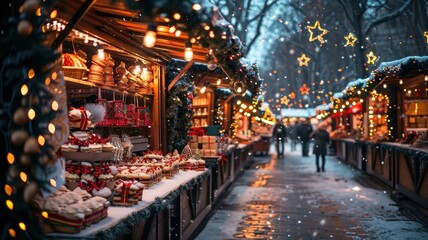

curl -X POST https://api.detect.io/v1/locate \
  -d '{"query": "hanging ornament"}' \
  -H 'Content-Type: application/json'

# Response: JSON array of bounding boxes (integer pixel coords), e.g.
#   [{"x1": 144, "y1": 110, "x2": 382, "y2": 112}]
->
[
  {"x1": 207, "y1": 60, "x2": 217, "y2": 70},
  {"x1": 280, "y1": 96, "x2": 289, "y2": 105},
  {"x1": 297, "y1": 53, "x2": 311, "y2": 67},
  {"x1": 366, "y1": 51, "x2": 377, "y2": 65},
  {"x1": 17, "y1": 20, "x2": 33, "y2": 36},
  {"x1": 289, "y1": 91, "x2": 296, "y2": 99},
  {"x1": 344, "y1": 32, "x2": 358, "y2": 47},
  {"x1": 307, "y1": 20, "x2": 328, "y2": 43},
  {"x1": 230, "y1": 81, "x2": 246, "y2": 95},
  {"x1": 300, "y1": 84, "x2": 310, "y2": 95}
]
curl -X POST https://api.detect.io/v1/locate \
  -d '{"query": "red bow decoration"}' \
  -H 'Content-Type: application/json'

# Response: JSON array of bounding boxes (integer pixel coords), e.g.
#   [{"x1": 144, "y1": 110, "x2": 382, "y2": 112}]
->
[
  {"x1": 219, "y1": 153, "x2": 227, "y2": 166},
  {"x1": 81, "y1": 165, "x2": 93, "y2": 175},
  {"x1": 69, "y1": 107, "x2": 91, "y2": 130}
]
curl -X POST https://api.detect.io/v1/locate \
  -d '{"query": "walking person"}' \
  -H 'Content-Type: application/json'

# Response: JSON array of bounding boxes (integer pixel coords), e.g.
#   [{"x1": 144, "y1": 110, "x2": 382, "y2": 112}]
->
[
  {"x1": 311, "y1": 123, "x2": 330, "y2": 172},
  {"x1": 297, "y1": 118, "x2": 313, "y2": 157},
  {"x1": 288, "y1": 121, "x2": 299, "y2": 152},
  {"x1": 272, "y1": 117, "x2": 287, "y2": 157}
]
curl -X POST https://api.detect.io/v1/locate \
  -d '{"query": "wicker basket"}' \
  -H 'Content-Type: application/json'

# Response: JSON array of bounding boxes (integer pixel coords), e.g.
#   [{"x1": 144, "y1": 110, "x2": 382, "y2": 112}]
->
[{"x1": 62, "y1": 66, "x2": 88, "y2": 80}]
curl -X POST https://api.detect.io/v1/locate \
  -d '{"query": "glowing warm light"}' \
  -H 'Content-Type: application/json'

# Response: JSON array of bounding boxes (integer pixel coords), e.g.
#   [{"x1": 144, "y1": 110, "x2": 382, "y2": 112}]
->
[
  {"x1": 97, "y1": 49, "x2": 105, "y2": 60},
  {"x1": 216, "y1": 79, "x2": 221, "y2": 85},
  {"x1": 38, "y1": 135, "x2": 45, "y2": 146},
  {"x1": 41, "y1": 211, "x2": 49, "y2": 218},
  {"x1": 200, "y1": 86, "x2": 206, "y2": 94},
  {"x1": 51, "y1": 101, "x2": 59, "y2": 111},
  {"x1": 134, "y1": 65, "x2": 141, "y2": 74},
  {"x1": 7, "y1": 153, "x2": 15, "y2": 164},
  {"x1": 307, "y1": 21, "x2": 328, "y2": 43},
  {"x1": 28, "y1": 109, "x2": 36, "y2": 120},
  {"x1": 399, "y1": 79, "x2": 403, "y2": 85},
  {"x1": 19, "y1": 222, "x2": 26, "y2": 231},
  {"x1": 143, "y1": 24, "x2": 157, "y2": 48},
  {"x1": 173, "y1": 13, "x2": 181, "y2": 20},
  {"x1": 169, "y1": 26, "x2": 176, "y2": 33},
  {"x1": 48, "y1": 123, "x2": 55, "y2": 134},
  {"x1": 175, "y1": 30, "x2": 182, "y2": 37},
  {"x1": 366, "y1": 51, "x2": 377, "y2": 65},
  {"x1": 50, "y1": 10, "x2": 57, "y2": 19},
  {"x1": 5, "y1": 184, "x2": 12, "y2": 196},
  {"x1": 344, "y1": 32, "x2": 357, "y2": 47},
  {"x1": 20, "y1": 172, "x2": 28, "y2": 182},
  {"x1": 28, "y1": 69, "x2": 35, "y2": 79},
  {"x1": 297, "y1": 53, "x2": 310, "y2": 66},
  {"x1": 6, "y1": 200, "x2": 13, "y2": 210},
  {"x1": 192, "y1": 4, "x2": 202, "y2": 11},
  {"x1": 352, "y1": 186, "x2": 361, "y2": 191},
  {"x1": 20, "y1": 84, "x2": 29, "y2": 96},
  {"x1": 50, "y1": 179, "x2": 57, "y2": 187},
  {"x1": 45, "y1": 77, "x2": 51, "y2": 85},
  {"x1": 237, "y1": 100, "x2": 241, "y2": 105},
  {"x1": 190, "y1": 38, "x2": 196, "y2": 43},
  {"x1": 9, "y1": 229, "x2": 16, "y2": 237},
  {"x1": 36, "y1": 8, "x2": 41, "y2": 16},
  {"x1": 184, "y1": 41, "x2": 193, "y2": 61},
  {"x1": 51, "y1": 72, "x2": 57, "y2": 80},
  {"x1": 425, "y1": 75, "x2": 428, "y2": 81}
]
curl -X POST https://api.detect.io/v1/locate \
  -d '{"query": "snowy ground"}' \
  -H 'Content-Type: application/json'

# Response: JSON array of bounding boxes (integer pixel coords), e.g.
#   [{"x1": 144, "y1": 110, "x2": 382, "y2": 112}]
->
[{"x1": 194, "y1": 143, "x2": 428, "y2": 239}]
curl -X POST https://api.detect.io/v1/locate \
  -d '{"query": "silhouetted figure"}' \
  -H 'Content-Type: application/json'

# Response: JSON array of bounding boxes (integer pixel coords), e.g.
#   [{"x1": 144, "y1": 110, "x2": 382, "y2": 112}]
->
[
  {"x1": 288, "y1": 121, "x2": 299, "y2": 152},
  {"x1": 297, "y1": 118, "x2": 313, "y2": 157},
  {"x1": 272, "y1": 118, "x2": 287, "y2": 157},
  {"x1": 311, "y1": 124, "x2": 330, "y2": 172}
]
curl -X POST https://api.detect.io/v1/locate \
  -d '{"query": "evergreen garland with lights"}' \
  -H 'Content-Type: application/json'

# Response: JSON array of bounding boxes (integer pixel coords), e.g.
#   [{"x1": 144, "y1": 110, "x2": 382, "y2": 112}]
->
[
  {"x1": 0, "y1": 0, "x2": 64, "y2": 238},
  {"x1": 166, "y1": 63, "x2": 196, "y2": 152}
]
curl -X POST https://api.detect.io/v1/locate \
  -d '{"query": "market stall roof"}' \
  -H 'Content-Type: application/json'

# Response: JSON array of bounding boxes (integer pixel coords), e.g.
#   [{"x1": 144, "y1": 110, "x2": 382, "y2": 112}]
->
[
  {"x1": 281, "y1": 108, "x2": 316, "y2": 118},
  {"x1": 366, "y1": 56, "x2": 428, "y2": 91},
  {"x1": 55, "y1": 0, "x2": 212, "y2": 64}
]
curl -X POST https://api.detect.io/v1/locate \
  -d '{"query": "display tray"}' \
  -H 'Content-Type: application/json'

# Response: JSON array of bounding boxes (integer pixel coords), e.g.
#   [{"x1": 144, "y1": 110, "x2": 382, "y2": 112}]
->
[{"x1": 62, "y1": 151, "x2": 115, "y2": 162}]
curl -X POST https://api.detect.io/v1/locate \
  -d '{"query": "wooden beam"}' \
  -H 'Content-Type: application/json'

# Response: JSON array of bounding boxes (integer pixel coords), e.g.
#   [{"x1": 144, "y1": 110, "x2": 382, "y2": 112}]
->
[
  {"x1": 52, "y1": 0, "x2": 96, "y2": 49},
  {"x1": 224, "y1": 94, "x2": 235, "y2": 104},
  {"x1": 167, "y1": 61, "x2": 194, "y2": 91}
]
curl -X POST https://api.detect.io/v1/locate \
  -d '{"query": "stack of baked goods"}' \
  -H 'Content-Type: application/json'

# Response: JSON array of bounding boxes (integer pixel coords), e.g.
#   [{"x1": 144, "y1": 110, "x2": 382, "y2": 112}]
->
[
  {"x1": 115, "y1": 62, "x2": 129, "y2": 90},
  {"x1": 88, "y1": 52, "x2": 115, "y2": 85},
  {"x1": 62, "y1": 50, "x2": 89, "y2": 79},
  {"x1": 31, "y1": 186, "x2": 110, "y2": 233}
]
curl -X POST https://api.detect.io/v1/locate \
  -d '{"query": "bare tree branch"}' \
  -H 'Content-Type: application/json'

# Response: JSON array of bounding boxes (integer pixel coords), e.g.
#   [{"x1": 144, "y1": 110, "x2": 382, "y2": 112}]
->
[
  {"x1": 364, "y1": 0, "x2": 413, "y2": 35},
  {"x1": 337, "y1": 0, "x2": 357, "y2": 28}
]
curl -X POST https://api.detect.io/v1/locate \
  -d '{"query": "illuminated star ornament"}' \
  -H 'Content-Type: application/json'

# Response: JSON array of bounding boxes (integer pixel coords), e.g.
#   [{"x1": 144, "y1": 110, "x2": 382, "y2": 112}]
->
[
  {"x1": 299, "y1": 84, "x2": 310, "y2": 95},
  {"x1": 297, "y1": 53, "x2": 311, "y2": 67},
  {"x1": 289, "y1": 91, "x2": 296, "y2": 99},
  {"x1": 366, "y1": 51, "x2": 377, "y2": 65},
  {"x1": 344, "y1": 33, "x2": 357, "y2": 47},
  {"x1": 280, "y1": 96, "x2": 289, "y2": 105},
  {"x1": 307, "y1": 21, "x2": 328, "y2": 43},
  {"x1": 424, "y1": 31, "x2": 428, "y2": 43}
]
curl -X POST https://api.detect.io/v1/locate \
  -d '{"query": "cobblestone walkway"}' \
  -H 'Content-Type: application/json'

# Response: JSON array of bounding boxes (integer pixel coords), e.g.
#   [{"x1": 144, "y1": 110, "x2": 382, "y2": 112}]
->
[{"x1": 194, "y1": 144, "x2": 428, "y2": 240}]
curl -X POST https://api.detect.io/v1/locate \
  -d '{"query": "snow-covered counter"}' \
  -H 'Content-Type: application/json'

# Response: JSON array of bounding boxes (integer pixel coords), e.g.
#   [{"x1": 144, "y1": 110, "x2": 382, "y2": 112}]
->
[{"x1": 47, "y1": 170, "x2": 212, "y2": 240}]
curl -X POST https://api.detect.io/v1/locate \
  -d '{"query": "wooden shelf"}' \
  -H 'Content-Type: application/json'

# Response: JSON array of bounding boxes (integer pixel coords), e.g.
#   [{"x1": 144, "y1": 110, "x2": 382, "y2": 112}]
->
[
  {"x1": 64, "y1": 76, "x2": 154, "y2": 98},
  {"x1": 193, "y1": 105, "x2": 209, "y2": 108},
  {"x1": 192, "y1": 115, "x2": 208, "y2": 118}
]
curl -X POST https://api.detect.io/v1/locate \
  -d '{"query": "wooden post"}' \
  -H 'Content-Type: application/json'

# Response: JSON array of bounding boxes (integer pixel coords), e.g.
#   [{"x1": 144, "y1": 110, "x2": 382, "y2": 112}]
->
[{"x1": 167, "y1": 61, "x2": 194, "y2": 91}]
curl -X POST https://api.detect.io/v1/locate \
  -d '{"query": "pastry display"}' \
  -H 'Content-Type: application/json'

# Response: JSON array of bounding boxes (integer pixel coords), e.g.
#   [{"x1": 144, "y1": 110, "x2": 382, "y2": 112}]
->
[
  {"x1": 88, "y1": 52, "x2": 115, "y2": 85},
  {"x1": 32, "y1": 188, "x2": 110, "y2": 234}
]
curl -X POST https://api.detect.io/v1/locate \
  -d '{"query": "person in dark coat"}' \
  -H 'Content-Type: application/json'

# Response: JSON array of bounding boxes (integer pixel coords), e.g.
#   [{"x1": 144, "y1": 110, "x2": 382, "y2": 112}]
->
[
  {"x1": 272, "y1": 118, "x2": 287, "y2": 157},
  {"x1": 297, "y1": 118, "x2": 313, "y2": 157},
  {"x1": 288, "y1": 121, "x2": 299, "y2": 152},
  {"x1": 310, "y1": 124, "x2": 330, "y2": 172}
]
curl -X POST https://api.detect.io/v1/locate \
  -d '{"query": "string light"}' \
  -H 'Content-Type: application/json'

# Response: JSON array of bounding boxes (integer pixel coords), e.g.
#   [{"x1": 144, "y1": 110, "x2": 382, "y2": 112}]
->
[
  {"x1": 18, "y1": 222, "x2": 26, "y2": 231},
  {"x1": 6, "y1": 200, "x2": 14, "y2": 210},
  {"x1": 51, "y1": 100, "x2": 59, "y2": 111},
  {"x1": 20, "y1": 172, "x2": 28, "y2": 182},
  {"x1": 20, "y1": 85, "x2": 29, "y2": 96},
  {"x1": 184, "y1": 41, "x2": 193, "y2": 61},
  {"x1": 7, "y1": 153, "x2": 15, "y2": 165},
  {"x1": 28, "y1": 109, "x2": 36, "y2": 120},
  {"x1": 38, "y1": 135, "x2": 46, "y2": 146},
  {"x1": 143, "y1": 23, "x2": 157, "y2": 48},
  {"x1": 48, "y1": 123, "x2": 55, "y2": 134},
  {"x1": 28, "y1": 69, "x2": 35, "y2": 79},
  {"x1": 4, "y1": 184, "x2": 12, "y2": 196},
  {"x1": 307, "y1": 21, "x2": 328, "y2": 43},
  {"x1": 8, "y1": 229, "x2": 16, "y2": 237}
]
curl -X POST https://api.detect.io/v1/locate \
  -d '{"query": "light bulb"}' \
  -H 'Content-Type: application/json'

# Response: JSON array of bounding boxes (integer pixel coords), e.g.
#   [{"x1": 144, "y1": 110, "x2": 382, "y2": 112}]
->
[
  {"x1": 175, "y1": 30, "x2": 182, "y2": 37},
  {"x1": 169, "y1": 26, "x2": 176, "y2": 33},
  {"x1": 143, "y1": 24, "x2": 157, "y2": 48},
  {"x1": 184, "y1": 41, "x2": 193, "y2": 61},
  {"x1": 200, "y1": 86, "x2": 206, "y2": 94},
  {"x1": 134, "y1": 65, "x2": 141, "y2": 74},
  {"x1": 425, "y1": 75, "x2": 428, "y2": 81},
  {"x1": 216, "y1": 79, "x2": 221, "y2": 85},
  {"x1": 97, "y1": 49, "x2": 105, "y2": 60}
]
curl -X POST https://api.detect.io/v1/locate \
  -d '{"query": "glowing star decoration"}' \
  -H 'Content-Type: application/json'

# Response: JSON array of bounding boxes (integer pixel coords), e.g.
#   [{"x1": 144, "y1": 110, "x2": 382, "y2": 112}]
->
[
  {"x1": 366, "y1": 51, "x2": 377, "y2": 65},
  {"x1": 424, "y1": 31, "x2": 428, "y2": 43},
  {"x1": 300, "y1": 84, "x2": 310, "y2": 95},
  {"x1": 297, "y1": 54, "x2": 311, "y2": 67},
  {"x1": 280, "y1": 96, "x2": 289, "y2": 105},
  {"x1": 344, "y1": 33, "x2": 357, "y2": 47},
  {"x1": 289, "y1": 91, "x2": 296, "y2": 99},
  {"x1": 307, "y1": 21, "x2": 328, "y2": 43}
]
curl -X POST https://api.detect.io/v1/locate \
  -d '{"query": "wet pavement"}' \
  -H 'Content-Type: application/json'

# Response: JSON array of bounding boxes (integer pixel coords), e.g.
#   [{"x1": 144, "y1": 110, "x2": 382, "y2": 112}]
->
[{"x1": 194, "y1": 144, "x2": 428, "y2": 239}]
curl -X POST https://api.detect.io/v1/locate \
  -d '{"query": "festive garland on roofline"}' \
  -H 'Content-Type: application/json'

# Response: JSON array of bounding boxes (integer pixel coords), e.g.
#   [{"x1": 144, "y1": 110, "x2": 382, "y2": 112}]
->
[
  {"x1": 120, "y1": 0, "x2": 263, "y2": 98},
  {"x1": 0, "y1": 0, "x2": 68, "y2": 239},
  {"x1": 95, "y1": 170, "x2": 211, "y2": 240}
]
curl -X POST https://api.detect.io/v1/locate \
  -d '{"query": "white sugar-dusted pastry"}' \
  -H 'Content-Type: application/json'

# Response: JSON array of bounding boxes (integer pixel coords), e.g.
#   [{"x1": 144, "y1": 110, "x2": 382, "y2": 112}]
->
[{"x1": 92, "y1": 187, "x2": 112, "y2": 198}]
